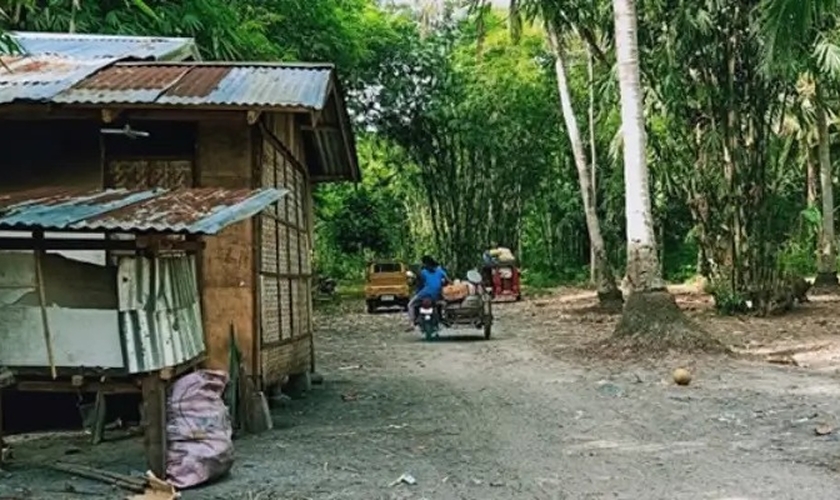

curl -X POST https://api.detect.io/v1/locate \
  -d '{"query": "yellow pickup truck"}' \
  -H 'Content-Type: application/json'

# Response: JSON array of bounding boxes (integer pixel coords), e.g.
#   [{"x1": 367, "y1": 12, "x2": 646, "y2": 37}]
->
[{"x1": 364, "y1": 260, "x2": 411, "y2": 313}]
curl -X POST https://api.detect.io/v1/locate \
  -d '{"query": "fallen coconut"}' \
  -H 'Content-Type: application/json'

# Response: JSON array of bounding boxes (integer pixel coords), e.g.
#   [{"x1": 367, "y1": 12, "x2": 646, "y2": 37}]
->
[{"x1": 673, "y1": 368, "x2": 692, "y2": 386}]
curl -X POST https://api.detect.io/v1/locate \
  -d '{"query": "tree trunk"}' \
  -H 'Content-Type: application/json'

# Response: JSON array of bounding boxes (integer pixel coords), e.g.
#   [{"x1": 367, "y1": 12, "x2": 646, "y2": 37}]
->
[
  {"x1": 610, "y1": 0, "x2": 661, "y2": 294},
  {"x1": 807, "y1": 145, "x2": 818, "y2": 208},
  {"x1": 610, "y1": 0, "x2": 714, "y2": 348},
  {"x1": 815, "y1": 81, "x2": 838, "y2": 289},
  {"x1": 587, "y1": 44, "x2": 598, "y2": 286},
  {"x1": 547, "y1": 24, "x2": 621, "y2": 306}
]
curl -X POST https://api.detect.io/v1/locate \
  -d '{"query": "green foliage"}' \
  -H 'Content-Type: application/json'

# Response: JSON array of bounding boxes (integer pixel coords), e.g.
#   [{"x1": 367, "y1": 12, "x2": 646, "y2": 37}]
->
[
  {"x1": 707, "y1": 280, "x2": 748, "y2": 315},
  {"x1": 8, "y1": 0, "x2": 837, "y2": 296},
  {"x1": 778, "y1": 206, "x2": 822, "y2": 276}
]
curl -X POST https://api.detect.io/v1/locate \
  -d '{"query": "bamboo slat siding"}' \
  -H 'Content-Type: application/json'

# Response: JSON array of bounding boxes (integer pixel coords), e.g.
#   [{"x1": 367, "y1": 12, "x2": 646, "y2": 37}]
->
[{"x1": 258, "y1": 114, "x2": 313, "y2": 385}]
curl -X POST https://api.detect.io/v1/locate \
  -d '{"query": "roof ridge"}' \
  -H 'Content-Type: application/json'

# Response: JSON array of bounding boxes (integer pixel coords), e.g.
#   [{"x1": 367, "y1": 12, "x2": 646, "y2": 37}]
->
[{"x1": 114, "y1": 61, "x2": 335, "y2": 69}]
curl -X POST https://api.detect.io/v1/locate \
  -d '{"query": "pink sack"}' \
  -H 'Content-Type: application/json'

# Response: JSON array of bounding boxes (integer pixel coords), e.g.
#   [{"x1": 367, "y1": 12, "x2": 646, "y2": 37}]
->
[{"x1": 165, "y1": 370, "x2": 234, "y2": 488}]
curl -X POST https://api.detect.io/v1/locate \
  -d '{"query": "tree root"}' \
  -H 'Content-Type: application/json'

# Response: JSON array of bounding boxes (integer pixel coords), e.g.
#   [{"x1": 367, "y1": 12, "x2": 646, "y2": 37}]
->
[
  {"x1": 609, "y1": 290, "x2": 729, "y2": 355},
  {"x1": 596, "y1": 287, "x2": 623, "y2": 313}
]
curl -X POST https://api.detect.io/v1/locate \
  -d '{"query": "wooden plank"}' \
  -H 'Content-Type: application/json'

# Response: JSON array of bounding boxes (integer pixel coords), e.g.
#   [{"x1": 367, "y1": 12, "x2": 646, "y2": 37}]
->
[
  {"x1": 141, "y1": 374, "x2": 167, "y2": 479},
  {"x1": 15, "y1": 380, "x2": 140, "y2": 394},
  {"x1": 91, "y1": 390, "x2": 107, "y2": 445},
  {"x1": 0, "y1": 238, "x2": 203, "y2": 251}
]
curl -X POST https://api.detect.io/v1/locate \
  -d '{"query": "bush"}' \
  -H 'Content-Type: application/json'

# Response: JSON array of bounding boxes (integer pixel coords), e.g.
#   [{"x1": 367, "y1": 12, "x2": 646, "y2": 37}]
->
[{"x1": 706, "y1": 279, "x2": 748, "y2": 315}]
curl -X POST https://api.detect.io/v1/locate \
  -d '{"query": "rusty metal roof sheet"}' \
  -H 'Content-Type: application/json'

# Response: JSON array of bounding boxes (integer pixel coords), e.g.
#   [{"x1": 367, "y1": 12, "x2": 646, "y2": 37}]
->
[
  {"x1": 54, "y1": 62, "x2": 334, "y2": 110},
  {"x1": 11, "y1": 31, "x2": 199, "y2": 61},
  {"x1": 0, "y1": 55, "x2": 116, "y2": 103},
  {"x1": 0, "y1": 187, "x2": 286, "y2": 234},
  {"x1": 0, "y1": 32, "x2": 198, "y2": 104}
]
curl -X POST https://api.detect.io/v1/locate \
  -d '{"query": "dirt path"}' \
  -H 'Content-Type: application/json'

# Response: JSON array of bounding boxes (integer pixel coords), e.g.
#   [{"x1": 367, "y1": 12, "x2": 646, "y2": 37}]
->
[{"x1": 4, "y1": 293, "x2": 840, "y2": 499}]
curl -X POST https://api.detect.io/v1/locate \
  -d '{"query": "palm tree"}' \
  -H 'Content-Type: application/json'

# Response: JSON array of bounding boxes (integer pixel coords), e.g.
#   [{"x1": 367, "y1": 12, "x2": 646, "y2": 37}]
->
[
  {"x1": 609, "y1": 0, "x2": 711, "y2": 344},
  {"x1": 761, "y1": 0, "x2": 840, "y2": 290},
  {"x1": 611, "y1": 0, "x2": 662, "y2": 294}
]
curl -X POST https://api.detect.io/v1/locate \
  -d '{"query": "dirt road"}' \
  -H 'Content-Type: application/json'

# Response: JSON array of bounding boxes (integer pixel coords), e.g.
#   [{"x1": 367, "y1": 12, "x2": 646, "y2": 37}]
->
[{"x1": 4, "y1": 293, "x2": 840, "y2": 499}]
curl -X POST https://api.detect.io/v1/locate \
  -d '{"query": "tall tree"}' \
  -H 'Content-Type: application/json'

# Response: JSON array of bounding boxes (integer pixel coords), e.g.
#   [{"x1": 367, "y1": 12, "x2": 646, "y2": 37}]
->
[
  {"x1": 610, "y1": 0, "x2": 715, "y2": 345},
  {"x1": 546, "y1": 23, "x2": 621, "y2": 305}
]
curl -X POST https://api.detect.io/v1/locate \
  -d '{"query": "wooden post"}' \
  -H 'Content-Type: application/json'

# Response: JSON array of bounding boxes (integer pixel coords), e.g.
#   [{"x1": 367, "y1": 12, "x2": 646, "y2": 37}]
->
[
  {"x1": 33, "y1": 246, "x2": 57, "y2": 379},
  {"x1": 141, "y1": 374, "x2": 166, "y2": 478},
  {"x1": 91, "y1": 390, "x2": 107, "y2": 445}
]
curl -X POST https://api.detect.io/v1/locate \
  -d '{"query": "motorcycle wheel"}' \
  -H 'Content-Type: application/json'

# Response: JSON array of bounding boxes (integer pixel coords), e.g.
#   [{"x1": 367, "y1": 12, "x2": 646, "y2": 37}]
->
[{"x1": 421, "y1": 321, "x2": 436, "y2": 341}]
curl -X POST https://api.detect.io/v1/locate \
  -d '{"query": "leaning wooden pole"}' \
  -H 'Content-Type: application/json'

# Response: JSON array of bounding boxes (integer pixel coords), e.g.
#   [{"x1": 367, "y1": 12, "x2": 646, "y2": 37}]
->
[{"x1": 33, "y1": 238, "x2": 57, "y2": 379}]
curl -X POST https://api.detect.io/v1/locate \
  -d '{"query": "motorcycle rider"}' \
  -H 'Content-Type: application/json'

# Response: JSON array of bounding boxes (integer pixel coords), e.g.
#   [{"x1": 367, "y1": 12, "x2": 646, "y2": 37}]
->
[{"x1": 406, "y1": 255, "x2": 448, "y2": 331}]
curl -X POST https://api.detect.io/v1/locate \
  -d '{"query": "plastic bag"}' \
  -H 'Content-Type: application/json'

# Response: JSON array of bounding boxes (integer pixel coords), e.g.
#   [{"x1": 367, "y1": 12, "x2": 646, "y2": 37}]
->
[
  {"x1": 166, "y1": 370, "x2": 234, "y2": 488},
  {"x1": 443, "y1": 282, "x2": 469, "y2": 302}
]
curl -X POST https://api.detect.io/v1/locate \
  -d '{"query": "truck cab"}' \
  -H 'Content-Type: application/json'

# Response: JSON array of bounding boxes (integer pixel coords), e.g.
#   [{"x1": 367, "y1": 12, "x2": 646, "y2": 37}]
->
[{"x1": 364, "y1": 261, "x2": 410, "y2": 313}]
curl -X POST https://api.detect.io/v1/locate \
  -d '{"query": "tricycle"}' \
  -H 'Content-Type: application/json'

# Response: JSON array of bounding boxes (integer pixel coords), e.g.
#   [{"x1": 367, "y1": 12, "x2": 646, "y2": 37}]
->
[
  {"x1": 415, "y1": 270, "x2": 493, "y2": 341},
  {"x1": 482, "y1": 262, "x2": 522, "y2": 302}
]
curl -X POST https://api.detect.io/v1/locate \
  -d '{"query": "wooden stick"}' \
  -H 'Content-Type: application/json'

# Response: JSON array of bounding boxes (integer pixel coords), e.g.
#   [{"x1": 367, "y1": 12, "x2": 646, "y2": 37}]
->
[
  {"x1": 33, "y1": 248, "x2": 56, "y2": 379},
  {"x1": 49, "y1": 462, "x2": 145, "y2": 492},
  {"x1": 141, "y1": 374, "x2": 167, "y2": 479}
]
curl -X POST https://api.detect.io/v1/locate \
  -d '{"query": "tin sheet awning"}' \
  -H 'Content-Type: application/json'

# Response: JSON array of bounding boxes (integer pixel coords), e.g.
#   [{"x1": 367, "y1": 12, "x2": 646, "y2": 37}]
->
[{"x1": 0, "y1": 186, "x2": 286, "y2": 234}]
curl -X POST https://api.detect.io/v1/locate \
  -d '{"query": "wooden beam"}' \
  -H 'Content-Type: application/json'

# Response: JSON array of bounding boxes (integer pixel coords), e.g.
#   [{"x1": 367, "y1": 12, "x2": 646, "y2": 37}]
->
[
  {"x1": 69, "y1": 102, "x2": 314, "y2": 114},
  {"x1": 125, "y1": 109, "x2": 248, "y2": 122},
  {"x1": 141, "y1": 374, "x2": 167, "y2": 479},
  {"x1": 91, "y1": 390, "x2": 107, "y2": 445},
  {"x1": 0, "y1": 105, "x2": 98, "y2": 120},
  {"x1": 0, "y1": 237, "x2": 204, "y2": 252},
  {"x1": 310, "y1": 112, "x2": 332, "y2": 183},
  {"x1": 101, "y1": 108, "x2": 123, "y2": 123},
  {"x1": 0, "y1": 106, "x2": 255, "y2": 123},
  {"x1": 246, "y1": 110, "x2": 262, "y2": 125},
  {"x1": 258, "y1": 121, "x2": 308, "y2": 174},
  {"x1": 15, "y1": 380, "x2": 140, "y2": 394},
  {"x1": 301, "y1": 124, "x2": 340, "y2": 132}
]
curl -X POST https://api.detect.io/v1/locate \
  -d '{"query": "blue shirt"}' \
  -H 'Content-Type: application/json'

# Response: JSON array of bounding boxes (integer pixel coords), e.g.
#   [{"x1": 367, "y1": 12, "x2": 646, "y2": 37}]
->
[{"x1": 418, "y1": 266, "x2": 447, "y2": 299}]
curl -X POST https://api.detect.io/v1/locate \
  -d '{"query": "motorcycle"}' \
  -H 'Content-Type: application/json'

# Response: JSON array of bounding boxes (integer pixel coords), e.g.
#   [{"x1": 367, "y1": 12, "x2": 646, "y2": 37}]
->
[
  {"x1": 416, "y1": 297, "x2": 441, "y2": 341},
  {"x1": 413, "y1": 269, "x2": 492, "y2": 341}
]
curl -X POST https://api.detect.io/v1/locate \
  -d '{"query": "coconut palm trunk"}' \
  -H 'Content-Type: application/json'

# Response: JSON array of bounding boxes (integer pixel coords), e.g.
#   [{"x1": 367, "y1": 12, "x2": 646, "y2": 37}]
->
[
  {"x1": 814, "y1": 82, "x2": 838, "y2": 289},
  {"x1": 611, "y1": 0, "x2": 661, "y2": 294},
  {"x1": 609, "y1": 0, "x2": 714, "y2": 346},
  {"x1": 547, "y1": 23, "x2": 621, "y2": 305}
]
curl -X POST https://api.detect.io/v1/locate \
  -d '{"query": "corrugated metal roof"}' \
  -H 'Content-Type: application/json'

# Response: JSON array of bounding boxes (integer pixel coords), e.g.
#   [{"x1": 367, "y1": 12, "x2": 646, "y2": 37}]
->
[
  {"x1": 54, "y1": 62, "x2": 334, "y2": 110},
  {"x1": 118, "y1": 255, "x2": 205, "y2": 374},
  {"x1": 0, "y1": 32, "x2": 199, "y2": 105},
  {"x1": 0, "y1": 55, "x2": 117, "y2": 103},
  {"x1": 12, "y1": 31, "x2": 199, "y2": 61},
  {"x1": 0, "y1": 187, "x2": 286, "y2": 234}
]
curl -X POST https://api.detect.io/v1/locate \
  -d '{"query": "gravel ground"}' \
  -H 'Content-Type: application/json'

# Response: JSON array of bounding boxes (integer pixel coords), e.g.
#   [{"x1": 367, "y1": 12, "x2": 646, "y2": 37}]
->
[{"x1": 4, "y1": 291, "x2": 840, "y2": 499}]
